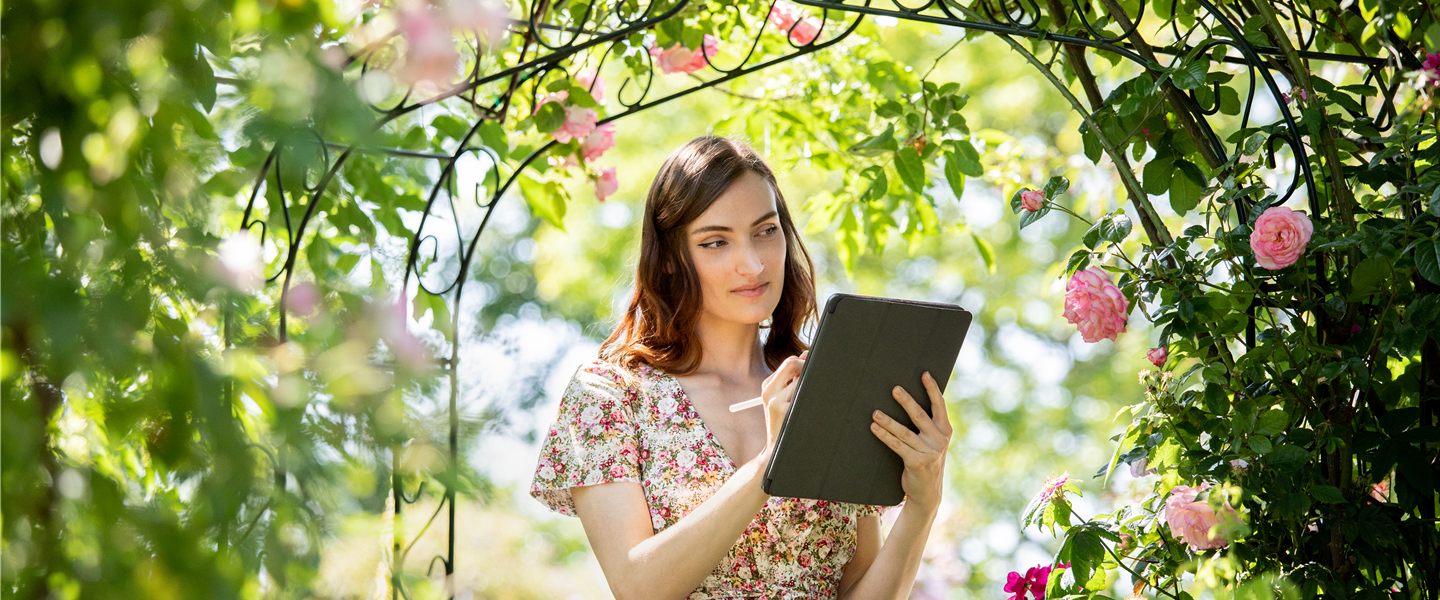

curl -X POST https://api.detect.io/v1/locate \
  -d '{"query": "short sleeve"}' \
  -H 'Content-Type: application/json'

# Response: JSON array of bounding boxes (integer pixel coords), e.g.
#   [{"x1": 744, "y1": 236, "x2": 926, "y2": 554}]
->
[
  {"x1": 856, "y1": 504, "x2": 889, "y2": 518},
  {"x1": 530, "y1": 360, "x2": 643, "y2": 516}
]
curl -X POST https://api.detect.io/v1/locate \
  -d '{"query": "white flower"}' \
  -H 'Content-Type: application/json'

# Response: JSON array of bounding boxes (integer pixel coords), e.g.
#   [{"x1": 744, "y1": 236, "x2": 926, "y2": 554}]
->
[
  {"x1": 658, "y1": 396, "x2": 677, "y2": 416},
  {"x1": 580, "y1": 406, "x2": 602, "y2": 425},
  {"x1": 538, "y1": 466, "x2": 554, "y2": 480},
  {"x1": 676, "y1": 449, "x2": 696, "y2": 468},
  {"x1": 583, "y1": 470, "x2": 601, "y2": 486}
]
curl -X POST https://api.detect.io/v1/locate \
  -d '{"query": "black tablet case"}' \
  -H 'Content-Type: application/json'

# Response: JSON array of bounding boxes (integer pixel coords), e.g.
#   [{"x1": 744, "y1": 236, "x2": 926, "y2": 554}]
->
[{"x1": 762, "y1": 293, "x2": 973, "y2": 506}]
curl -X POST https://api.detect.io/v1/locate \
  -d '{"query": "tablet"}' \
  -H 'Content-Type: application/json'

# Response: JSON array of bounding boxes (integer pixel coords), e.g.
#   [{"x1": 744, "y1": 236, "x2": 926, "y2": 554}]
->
[{"x1": 762, "y1": 293, "x2": 972, "y2": 506}]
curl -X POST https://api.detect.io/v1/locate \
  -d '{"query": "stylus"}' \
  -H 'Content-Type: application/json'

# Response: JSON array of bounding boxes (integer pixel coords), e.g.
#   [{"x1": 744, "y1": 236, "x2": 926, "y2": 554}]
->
[{"x1": 728, "y1": 397, "x2": 763, "y2": 412}]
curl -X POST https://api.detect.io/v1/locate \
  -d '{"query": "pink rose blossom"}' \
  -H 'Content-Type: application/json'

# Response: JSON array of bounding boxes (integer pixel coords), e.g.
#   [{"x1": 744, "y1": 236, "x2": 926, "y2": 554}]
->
[
  {"x1": 397, "y1": 7, "x2": 460, "y2": 86},
  {"x1": 1020, "y1": 189, "x2": 1045, "y2": 212},
  {"x1": 594, "y1": 167, "x2": 619, "y2": 202},
  {"x1": 1063, "y1": 266, "x2": 1130, "y2": 343},
  {"x1": 649, "y1": 34, "x2": 719, "y2": 74},
  {"x1": 787, "y1": 15, "x2": 822, "y2": 45},
  {"x1": 576, "y1": 67, "x2": 606, "y2": 100},
  {"x1": 553, "y1": 105, "x2": 598, "y2": 144},
  {"x1": 1371, "y1": 478, "x2": 1389, "y2": 502},
  {"x1": 1130, "y1": 457, "x2": 1157, "y2": 478},
  {"x1": 1165, "y1": 483, "x2": 1231, "y2": 551},
  {"x1": 768, "y1": 1, "x2": 803, "y2": 31},
  {"x1": 1147, "y1": 347, "x2": 1168, "y2": 367},
  {"x1": 580, "y1": 122, "x2": 616, "y2": 161},
  {"x1": 1249, "y1": 206, "x2": 1313, "y2": 270},
  {"x1": 446, "y1": 0, "x2": 508, "y2": 47},
  {"x1": 1038, "y1": 472, "x2": 1069, "y2": 503},
  {"x1": 1423, "y1": 53, "x2": 1440, "y2": 86}
]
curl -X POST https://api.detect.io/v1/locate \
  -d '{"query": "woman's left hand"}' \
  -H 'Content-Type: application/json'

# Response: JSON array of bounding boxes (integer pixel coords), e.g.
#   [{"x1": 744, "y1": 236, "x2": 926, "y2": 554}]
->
[{"x1": 869, "y1": 371, "x2": 952, "y2": 513}]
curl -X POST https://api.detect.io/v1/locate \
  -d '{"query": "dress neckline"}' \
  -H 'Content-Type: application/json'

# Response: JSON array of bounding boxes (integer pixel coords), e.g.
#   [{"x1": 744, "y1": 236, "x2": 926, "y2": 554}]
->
[{"x1": 653, "y1": 367, "x2": 740, "y2": 472}]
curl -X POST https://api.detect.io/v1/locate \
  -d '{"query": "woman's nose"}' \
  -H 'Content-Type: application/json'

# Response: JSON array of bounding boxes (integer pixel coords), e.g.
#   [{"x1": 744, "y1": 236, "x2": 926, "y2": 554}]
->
[{"x1": 736, "y1": 243, "x2": 764, "y2": 275}]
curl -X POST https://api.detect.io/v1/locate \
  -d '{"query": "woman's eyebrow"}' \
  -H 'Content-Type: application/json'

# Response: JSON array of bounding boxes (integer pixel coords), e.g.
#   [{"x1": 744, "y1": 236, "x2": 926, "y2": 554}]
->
[{"x1": 690, "y1": 210, "x2": 779, "y2": 235}]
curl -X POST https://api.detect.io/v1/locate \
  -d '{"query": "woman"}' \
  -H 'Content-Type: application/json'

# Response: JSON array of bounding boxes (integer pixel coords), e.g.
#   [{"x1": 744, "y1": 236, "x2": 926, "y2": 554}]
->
[{"x1": 530, "y1": 136, "x2": 953, "y2": 600}]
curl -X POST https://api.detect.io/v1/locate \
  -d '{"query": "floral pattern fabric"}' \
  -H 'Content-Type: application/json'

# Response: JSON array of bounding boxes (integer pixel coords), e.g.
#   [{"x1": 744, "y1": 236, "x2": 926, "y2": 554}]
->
[{"x1": 531, "y1": 360, "x2": 890, "y2": 600}]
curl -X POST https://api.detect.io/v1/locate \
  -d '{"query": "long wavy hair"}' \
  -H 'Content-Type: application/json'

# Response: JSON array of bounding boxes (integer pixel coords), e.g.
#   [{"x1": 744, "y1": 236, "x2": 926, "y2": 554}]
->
[{"x1": 599, "y1": 136, "x2": 817, "y2": 377}]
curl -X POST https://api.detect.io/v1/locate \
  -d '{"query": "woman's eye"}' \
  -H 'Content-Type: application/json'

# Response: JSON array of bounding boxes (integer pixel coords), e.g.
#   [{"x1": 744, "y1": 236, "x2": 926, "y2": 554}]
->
[
  {"x1": 700, "y1": 240, "x2": 726, "y2": 249},
  {"x1": 759, "y1": 225, "x2": 779, "y2": 237}
]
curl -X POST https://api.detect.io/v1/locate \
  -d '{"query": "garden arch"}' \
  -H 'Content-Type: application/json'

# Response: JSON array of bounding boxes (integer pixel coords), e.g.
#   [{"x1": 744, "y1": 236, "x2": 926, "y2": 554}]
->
[{"x1": 234, "y1": 1, "x2": 1425, "y2": 596}]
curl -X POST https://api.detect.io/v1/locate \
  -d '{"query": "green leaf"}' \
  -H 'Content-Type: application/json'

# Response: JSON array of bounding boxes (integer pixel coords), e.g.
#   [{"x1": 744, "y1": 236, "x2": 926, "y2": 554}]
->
[
  {"x1": 1248, "y1": 435, "x2": 1273, "y2": 455},
  {"x1": 1172, "y1": 62, "x2": 1208, "y2": 90},
  {"x1": 518, "y1": 176, "x2": 566, "y2": 230},
  {"x1": 1255, "y1": 409, "x2": 1288, "y2": 436},
  {"x1": 1414, "y1": 240, "x2": 1440, "y2": 285},
  {"x1": 944, "y1": 151, "x2": 966, "y2": 200},
  {"x1": 1426, "y1": 23, "x2": 1440, "y2": 52},
  {"x1": 895, "y1": 147, "x2": 926, "y2": 193},
  {"x1": 971, "y1": 232, "x2": 996, "y2": 274},
  {"x1": 948, "y1": 139, "x2": 983, "y2": 177},
  {"x1": 534, "y1": 102, "x2": 567, "y2": 134},
  {"x1": 848, "y1": 124, "x2": 897, "y2": 156},
  {"x1": 1169, "y1": 160, "x2": 1206, "y2": 216},
  {"x1": 1312, "y1": 485, "x2": 1346, "y2": 504},
  {"x1": 1065, "y1": 249, "x2": 1091, "y2": 276},
  {"x1": 1143, "y1": 155, "x2": 1173, "y2": 195},
  {"x1": 1043, "y1": 175, "x2": 1071, "y2": 197},
  {"x1": 1268, "y1": 444, "x2": 1311, "y2": 469},
  {"x1": 1350, "y1": 257, "x2": 1392, "y2": 299},
  {"x1": 1203, "y1": 383, "x2": 1228, "y2": 415},
  {"x1": 1099, "y1": 212, "x2": 1132, "y2": 243}
]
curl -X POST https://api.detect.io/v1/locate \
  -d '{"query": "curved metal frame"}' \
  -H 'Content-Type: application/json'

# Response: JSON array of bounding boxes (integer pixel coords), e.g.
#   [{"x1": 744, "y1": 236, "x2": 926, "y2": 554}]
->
[{"x1": 232, "y1": 1, "x2": 1417, "y2": 597}]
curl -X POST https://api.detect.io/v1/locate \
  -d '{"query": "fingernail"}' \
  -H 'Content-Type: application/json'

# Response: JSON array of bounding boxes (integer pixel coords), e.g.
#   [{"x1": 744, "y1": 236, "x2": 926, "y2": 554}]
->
[{"x1": 873, "y1": 410, "x2": 882, "y2": 419}]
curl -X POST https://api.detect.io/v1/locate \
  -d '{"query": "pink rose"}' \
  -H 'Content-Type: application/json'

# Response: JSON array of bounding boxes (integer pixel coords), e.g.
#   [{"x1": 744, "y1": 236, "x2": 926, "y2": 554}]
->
[
  {"x1": 1063, "y1": 266, "x2": 1129, "y2": 343},
  {"x1": 768, "y1": 1, "x2": 802, "y2": 31},
  {"x1": 1165, "y1": 483, "x2": 1230, "y2": 551},
  {"x1": 1147, "y1": 347, "x2": 1167, "y2": 367},
  {"x1": 579, "y1": 122, "x2": 615, "y2": 161},
  {"x1": 554, "y1": 105, "x2": 598, "y2": 144},
  {"x1": 1129, "y1": 457, "x2": 1157, "y2": 478},
  {"x1": 1249, "y1": 206, "x2": 1312, "y2": 270},
  {"x1": 446, "y1": 0, "x2": 508, "y2": 47},
  {"x1": 1020, "y1": 189, "x2": 1045, "y2": 212},
  {"x1": 648, "y1": 34, "x2": 719, "y2": 74},
  {"x1": 1371, "y1": 478, "x2": 1389, "y2": 502},
  {"x1": 593, "y1": 167, "x2": 619, "y2": 202},
  {"x1": 787, "y1": 15, "x2": 822, "y2": 45},
  {"x1": 1424, "y1": 53, "x2": 1440, "y2": 86},
  {"x1": 397, "y1": 8, "x2": 460, "y2": 86},
  {"x1": 576, "y1": 67, "x2": 605, "y2": 100}
]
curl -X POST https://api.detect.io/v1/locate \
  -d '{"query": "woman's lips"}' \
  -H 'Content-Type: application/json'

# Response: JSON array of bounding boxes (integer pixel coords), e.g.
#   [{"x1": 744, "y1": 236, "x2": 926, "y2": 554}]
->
[{"x1": 732, "y1": 282, "x2": 769, "y2": 298}]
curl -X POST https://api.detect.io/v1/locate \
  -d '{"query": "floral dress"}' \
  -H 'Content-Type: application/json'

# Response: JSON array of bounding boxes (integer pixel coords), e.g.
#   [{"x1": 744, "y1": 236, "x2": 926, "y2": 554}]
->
[{"x1": 531, "y1": 359, "x2": 890, "y2": 600}]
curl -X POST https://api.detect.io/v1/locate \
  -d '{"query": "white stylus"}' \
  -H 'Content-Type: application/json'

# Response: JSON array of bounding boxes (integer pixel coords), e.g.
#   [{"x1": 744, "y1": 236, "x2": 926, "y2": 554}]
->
[{"x1": 728, "y1": 397, "x2": 764, "y2": 412}]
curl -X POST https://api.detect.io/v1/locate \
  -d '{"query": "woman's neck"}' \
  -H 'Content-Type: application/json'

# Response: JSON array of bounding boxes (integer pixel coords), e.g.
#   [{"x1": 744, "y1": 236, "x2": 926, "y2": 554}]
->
[{"x1": 691, "y1": 313, "x2": 769, "y2": 381}]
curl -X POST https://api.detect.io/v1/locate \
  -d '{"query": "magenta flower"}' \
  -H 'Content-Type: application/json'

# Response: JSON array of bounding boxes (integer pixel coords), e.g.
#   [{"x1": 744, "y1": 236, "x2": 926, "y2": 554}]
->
[
  {"x1": 580, "y1": 122, "x2": 616, "y2": 161},
  {"x1": 1249, "y1": 206, "x2": 1312, "y2": 270},
  {"x1": 1147, "y1": 347, "x2": 1167, "y2": 367},
  {"x1": 593, "y1": 167, "x2": 619, "y2": 202},
  {"x1": 1004, "y1": 563, "x2": 1068, "y2": 600},
  {"x1": 649, "y1": 35, "x2": 719, "y2": 74},
  {"x1": 1038, "y1": 472, "x2": 1069, "y2": 503},
  {"x1": 1020, "y1": 189, "x2": 1045, "y2": 212},
  {"x1": 1421, "y1": 53, "x2": 1439, "y2": 86},
  {"x1": 1063, "y1": 266, "x2": 1129, "y2": 343}
]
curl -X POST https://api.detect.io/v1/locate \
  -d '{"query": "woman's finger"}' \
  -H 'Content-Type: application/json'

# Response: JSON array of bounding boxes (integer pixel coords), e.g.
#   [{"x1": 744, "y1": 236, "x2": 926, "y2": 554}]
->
[
  {"x1": 869, "y1": 421, "x2": 924, "y2": 463},
  {"x1": 922, "y1": 371, "x2": 954, "y2": 439},
  {"x1": 890, "y1": 384, "x2": 943, "y2": 444},
  {"x1": 871, "y1": 409, "x2": 928, "y2": 455}
]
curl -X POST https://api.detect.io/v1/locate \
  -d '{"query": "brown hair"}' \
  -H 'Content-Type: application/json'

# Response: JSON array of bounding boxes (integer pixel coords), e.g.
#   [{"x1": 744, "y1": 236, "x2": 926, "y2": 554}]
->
[{"x1": 599, "y1": 136, "x2": 817, "y2": 376}]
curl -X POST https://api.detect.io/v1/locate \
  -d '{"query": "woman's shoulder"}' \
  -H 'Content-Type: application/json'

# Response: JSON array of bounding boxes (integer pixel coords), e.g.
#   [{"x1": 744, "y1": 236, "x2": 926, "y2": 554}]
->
[{"x1": 569, "y1": 358, "x2": 662, "y2": 394}]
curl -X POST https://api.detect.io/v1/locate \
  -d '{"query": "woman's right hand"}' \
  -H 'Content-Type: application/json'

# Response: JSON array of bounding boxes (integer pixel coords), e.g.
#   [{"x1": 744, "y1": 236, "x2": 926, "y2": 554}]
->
[{"x1": 759, "y1": 350, "x2": 807, "y2": 458}]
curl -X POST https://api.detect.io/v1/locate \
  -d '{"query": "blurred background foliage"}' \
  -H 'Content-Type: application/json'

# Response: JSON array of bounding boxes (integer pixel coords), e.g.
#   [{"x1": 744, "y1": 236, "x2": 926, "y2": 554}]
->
[{"x1": 3, "y1": 0, "x2": 1197, "y2": 597}]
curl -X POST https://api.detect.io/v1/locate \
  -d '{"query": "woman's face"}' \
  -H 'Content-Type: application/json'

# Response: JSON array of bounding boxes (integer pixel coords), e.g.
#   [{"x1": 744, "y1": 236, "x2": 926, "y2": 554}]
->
[{"x1": 684, "y1": 170, "x2": 787, "y2": 327}]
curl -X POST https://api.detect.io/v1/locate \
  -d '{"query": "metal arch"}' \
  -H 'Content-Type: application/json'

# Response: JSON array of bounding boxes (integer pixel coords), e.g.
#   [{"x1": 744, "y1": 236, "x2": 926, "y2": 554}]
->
[{"x1": 231, "y1": 1, "x2": 1420, "y2": 598}]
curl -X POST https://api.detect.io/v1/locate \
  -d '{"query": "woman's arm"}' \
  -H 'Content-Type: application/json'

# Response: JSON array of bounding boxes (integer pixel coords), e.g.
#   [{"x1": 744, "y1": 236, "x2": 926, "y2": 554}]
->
[
  {"x1": 838, "y1": 370, "x2": 953, "y2": 600},
  {"x1": 570, "y1": 353, "x2": 807, "y2": 600}
]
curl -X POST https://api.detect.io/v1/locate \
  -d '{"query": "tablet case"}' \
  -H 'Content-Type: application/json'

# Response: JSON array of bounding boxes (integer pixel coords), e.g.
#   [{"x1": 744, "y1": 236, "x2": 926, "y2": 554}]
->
[{"x1": 762, "y1": 293, "x2": 972, "y2": 506}]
